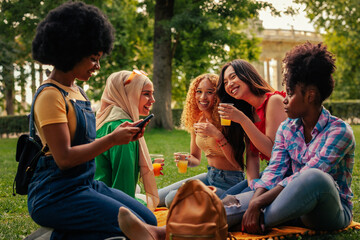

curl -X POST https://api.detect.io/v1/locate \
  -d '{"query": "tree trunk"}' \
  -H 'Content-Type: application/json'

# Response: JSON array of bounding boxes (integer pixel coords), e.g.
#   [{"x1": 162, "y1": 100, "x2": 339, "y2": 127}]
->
[
  {"x1": 151, "y1": 0, "x2": 174, "y2": 130},
  {"x1": 4, "y1": 67, "x2": 15, "y2": 115},
  {"x1": 20, "y1": 65, "x2": 27, "y2": 113},
  {"x1": 31, "y1": 61, "x2": 36, "y2": 97},
  {"x1": 39, "y1": 64, "x2": 44, "y2": 84}
]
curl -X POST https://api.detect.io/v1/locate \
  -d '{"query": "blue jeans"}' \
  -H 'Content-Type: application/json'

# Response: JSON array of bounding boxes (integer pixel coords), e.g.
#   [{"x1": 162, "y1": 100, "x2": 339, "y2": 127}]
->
[
  {"x1": 158, "y1": 166, "x2": 245, "y2": 207},
  {"x1": 220, "y1": 179, "x2": 251, "y2": 199},
  {"x1": 28, "y1": 88, "x2": 156, "y2": 240},
  {"x1": 224, "y1": 169, "x2": 352, "y2": 231},
  {"x1": 221, "y1": 168, "x2": 294, "y2": 199}
]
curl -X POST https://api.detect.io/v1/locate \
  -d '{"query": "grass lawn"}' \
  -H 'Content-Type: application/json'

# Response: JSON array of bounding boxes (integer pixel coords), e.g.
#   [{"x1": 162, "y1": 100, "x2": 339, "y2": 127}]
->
[{"x1": 1, "y1": 126, "x2": 360, "y2": 239}]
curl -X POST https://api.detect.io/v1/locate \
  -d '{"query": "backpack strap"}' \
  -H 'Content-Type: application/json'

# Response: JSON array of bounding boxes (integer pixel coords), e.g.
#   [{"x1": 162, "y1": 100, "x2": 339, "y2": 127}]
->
[{"x1": 29, "y1": 83, "x2": 69, "y2": 151}]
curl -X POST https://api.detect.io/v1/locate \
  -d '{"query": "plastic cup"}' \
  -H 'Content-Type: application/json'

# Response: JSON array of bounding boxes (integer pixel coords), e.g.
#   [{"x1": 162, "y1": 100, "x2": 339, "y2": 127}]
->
[
  {"x1": 174, "y1": 152, "x2": 189, "y2": 161},
  {"x1": 174, "y1": 152, "x2": 190, "y2": 173},
  {"x1": 150, "y1": 154, "x2": 164, "y2": 177},
  {"x1": 152, "y1": 163, "x2": 162, "y2": 177},
  {"x1": 220, "y1": 118, "x2": 231, "y2": 126},
  {"x1": 150, "y1": 154, "x2": 164, "y2": 163},
  {"x1": 219, "y1": 103, "x2": 234, "y2": 126},
  {"x1": 177, "y1": 160, "x2": 188, "y2": 173}
]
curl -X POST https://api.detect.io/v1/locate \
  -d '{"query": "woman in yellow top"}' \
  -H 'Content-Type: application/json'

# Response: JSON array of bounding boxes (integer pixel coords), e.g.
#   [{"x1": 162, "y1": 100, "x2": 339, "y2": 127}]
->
[
  {"x1": 27, "y1": 2, "x2": 158, "y2": 239},
  {"x1": 158, "y1": 73, "x2": 256, "y2": 207}
]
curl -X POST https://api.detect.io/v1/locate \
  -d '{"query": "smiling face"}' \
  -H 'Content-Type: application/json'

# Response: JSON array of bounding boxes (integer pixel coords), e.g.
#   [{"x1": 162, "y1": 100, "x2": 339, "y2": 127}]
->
[
  {"x1": 138, "y1": 82, "x2": 155, "y2": 116},
  {"x1": 72, "y1": 52, "x2": 103, "y2": 81},
  {"x1": 223, "y1": 65, "x2": 251, "y2": 100},
  {"x1": 195, "y1": 78, "x2": 216, "y2": 113}
]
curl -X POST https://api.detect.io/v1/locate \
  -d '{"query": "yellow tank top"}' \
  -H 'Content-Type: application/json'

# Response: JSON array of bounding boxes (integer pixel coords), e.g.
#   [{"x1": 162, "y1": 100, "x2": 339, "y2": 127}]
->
[{"x1": 195, "y1": 134, "x2": 225, "y2": 159}]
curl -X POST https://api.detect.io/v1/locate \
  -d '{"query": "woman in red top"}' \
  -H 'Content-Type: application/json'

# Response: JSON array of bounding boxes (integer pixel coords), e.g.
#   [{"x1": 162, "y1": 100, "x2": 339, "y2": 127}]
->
[{"x1": 217, "y1": 59, "x2": 287, "y2": 195}]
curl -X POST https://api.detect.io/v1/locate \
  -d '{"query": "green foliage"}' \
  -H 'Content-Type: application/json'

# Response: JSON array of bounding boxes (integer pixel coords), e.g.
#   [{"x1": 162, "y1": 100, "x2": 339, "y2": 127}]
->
[
  {"x1": 324, "y1": 100, "x2": 360, "y2": 124},
  {"x1": 295, "y1": 0, "x2": 360, "y2": 99},
  {"x1": 0, "y1": 115, "x2": 28, "y2": 136},
  {"x1": 0, "y1": 0, "x2": 276, "y2": 120},
  {"x1": 167, "y1": 0, "x2": 272, "y2": 107},
  {"x1": 172, "y1": 108, "x2": 183, "y2": 128},
  {"x1": 86, "y1": 0, "x2": 155, "y2": 101},
  {"x1": 0, "y1": 0, "x2": 67, "y2": 115}
]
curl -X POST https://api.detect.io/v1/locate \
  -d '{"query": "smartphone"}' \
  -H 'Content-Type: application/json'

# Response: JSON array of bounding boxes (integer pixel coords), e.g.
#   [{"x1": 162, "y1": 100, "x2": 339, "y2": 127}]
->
[{"x1": 135, "y1": 114, "x2": 154, "y2": 129}]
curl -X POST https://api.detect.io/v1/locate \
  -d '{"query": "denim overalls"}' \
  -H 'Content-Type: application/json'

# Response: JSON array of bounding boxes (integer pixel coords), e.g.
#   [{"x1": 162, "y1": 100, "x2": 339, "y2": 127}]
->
[{"x1": 27, "y1": 84, "x2": 157, "y2": 240}]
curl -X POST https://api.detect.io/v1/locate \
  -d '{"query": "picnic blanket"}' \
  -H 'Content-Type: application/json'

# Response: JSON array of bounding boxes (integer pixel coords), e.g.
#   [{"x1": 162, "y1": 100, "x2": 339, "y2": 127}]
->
[{"x1": 153, "y1": 207, "x2": 360, "y2": 240}]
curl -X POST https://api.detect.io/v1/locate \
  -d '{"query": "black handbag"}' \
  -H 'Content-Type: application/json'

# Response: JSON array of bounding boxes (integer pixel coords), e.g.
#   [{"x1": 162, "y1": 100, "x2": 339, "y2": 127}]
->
[{"x1": 13, "y1": 83, "x2": 68, "y2": 196}]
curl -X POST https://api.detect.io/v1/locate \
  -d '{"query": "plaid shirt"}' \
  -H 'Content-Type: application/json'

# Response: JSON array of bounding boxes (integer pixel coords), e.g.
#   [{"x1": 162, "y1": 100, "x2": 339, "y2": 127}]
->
[{"x1": 253, "y1": 107, "x2": 355, "y2": 208}]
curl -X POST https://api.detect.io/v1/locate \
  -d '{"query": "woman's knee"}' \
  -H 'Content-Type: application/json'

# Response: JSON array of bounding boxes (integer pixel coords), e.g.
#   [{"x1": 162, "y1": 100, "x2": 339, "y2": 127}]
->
[
  {"x1": 165, "y1": 190, "x2": 177, "y2": 208},
  {"x1": 297, "y1": 168, "x2": 335, "y2": 191}
]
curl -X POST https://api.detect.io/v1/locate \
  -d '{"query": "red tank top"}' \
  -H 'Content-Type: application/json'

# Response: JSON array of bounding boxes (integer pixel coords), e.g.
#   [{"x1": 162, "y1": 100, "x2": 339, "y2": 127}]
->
[{"x1": 250, "y1": 91, "x2": 286, "y2": 161}]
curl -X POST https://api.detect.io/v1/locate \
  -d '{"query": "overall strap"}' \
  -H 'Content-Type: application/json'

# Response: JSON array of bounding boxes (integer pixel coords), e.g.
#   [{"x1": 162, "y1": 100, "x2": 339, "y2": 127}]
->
[
  {"x1": 29, "y1": 83, "x2": 69, "y2": 138},
  {"x1": 77, "y1": 86, "x2": 89, "y2": 101}
]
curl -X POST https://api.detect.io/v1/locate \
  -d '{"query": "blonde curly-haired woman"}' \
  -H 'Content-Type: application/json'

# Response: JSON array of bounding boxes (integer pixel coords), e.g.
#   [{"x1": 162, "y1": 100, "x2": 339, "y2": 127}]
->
[{"x1": 158, "y1": 73, "x2": 256, "y2": 207}]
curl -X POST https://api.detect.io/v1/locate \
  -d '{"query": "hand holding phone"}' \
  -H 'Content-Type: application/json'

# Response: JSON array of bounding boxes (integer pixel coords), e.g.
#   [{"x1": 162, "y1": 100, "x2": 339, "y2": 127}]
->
[{"x1": 135, "y1": 114, "x2": 154, "y2": 129}]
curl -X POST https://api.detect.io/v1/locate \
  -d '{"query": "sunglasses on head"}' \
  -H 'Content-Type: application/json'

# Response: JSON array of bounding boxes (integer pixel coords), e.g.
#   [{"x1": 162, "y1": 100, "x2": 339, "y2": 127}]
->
[{"x1": 124, "y1": 69, "x2": 148, "y2": 85}]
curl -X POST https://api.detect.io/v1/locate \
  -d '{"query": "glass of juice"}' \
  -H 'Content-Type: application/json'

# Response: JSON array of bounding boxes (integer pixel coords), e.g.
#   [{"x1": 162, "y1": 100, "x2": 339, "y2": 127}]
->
[
  {"x1": 174, "y1": 152, "x2": 189, "y2": 173},
  {"x1": 150, "y1": 154, "x2": 164, "y2": 177},
  {"x1": 219, "y1": 103, "x2": 234, "y2": 126}
]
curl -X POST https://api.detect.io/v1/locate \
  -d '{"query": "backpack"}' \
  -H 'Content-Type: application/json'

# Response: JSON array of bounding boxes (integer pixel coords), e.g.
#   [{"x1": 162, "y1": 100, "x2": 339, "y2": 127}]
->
[
  {"x1": 165, "y1": 179, "x2": 228, "y2": 240},
  {"x1": 13, "y1": 83, "x2": 68, "y2": 195}
]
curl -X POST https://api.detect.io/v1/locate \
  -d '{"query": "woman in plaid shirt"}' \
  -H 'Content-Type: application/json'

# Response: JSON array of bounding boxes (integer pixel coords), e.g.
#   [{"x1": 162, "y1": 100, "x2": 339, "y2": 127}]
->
[{"x1": 223, "y1": 42, "x2": 355, "y2": 234}]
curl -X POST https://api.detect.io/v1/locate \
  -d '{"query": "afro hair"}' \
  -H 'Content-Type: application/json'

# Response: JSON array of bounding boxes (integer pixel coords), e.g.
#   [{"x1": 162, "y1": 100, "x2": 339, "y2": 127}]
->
[
  {"x1": 32, "y1": 1, "x2": 115, "y2": 72},
  {"x1": 282, "y1": 42, "x2": 336, "y2": 103}
]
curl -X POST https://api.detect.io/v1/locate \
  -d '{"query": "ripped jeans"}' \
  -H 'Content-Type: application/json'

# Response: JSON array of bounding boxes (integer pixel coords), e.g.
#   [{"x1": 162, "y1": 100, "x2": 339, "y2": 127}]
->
[{"x1": 224, "y1": 169, "x2": 352, "y2": 231}]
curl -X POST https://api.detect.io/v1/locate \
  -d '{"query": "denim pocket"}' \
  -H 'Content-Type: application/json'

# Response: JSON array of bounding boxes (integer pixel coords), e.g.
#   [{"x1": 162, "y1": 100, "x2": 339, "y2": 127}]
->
[{"x1": 82, "y1": 108, "x2": 96, "y2": 142}]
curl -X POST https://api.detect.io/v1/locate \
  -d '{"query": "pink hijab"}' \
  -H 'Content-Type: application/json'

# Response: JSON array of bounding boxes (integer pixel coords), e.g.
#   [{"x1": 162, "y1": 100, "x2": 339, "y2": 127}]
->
[{"x1": 96, "y1": 70, "x2": 159, "y2": 210}]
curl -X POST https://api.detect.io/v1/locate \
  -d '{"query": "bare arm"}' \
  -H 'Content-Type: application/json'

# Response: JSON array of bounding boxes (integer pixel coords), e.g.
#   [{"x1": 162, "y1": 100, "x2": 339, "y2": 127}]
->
[
  {"x1": 245, "y1": 141, "x2": 260, "y2": 183},
  {"x1": 188, "y1": 131, "x2": 202, "y2": 167},
  {"x1": 43, "y1": 121, "x2": 142, "y2": 170},
  {"x1": 220, "y1": 95, "x2": 286, "y2": 158}
]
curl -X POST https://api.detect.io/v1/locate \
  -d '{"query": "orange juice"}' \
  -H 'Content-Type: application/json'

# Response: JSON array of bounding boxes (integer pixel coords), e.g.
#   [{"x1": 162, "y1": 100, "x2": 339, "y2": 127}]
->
[
  {"x1": 153, "y1": 163, "x2": 162, "y2": 177},
  {"x1": 219, "y1": 103, "x2": 234, "y2": 126},
  {"x1": 177, "y1": 160, "x2": 188, "y2": 173},
  {"x1": 220, "y1": 118, "x2": 231, "y2": 126}
]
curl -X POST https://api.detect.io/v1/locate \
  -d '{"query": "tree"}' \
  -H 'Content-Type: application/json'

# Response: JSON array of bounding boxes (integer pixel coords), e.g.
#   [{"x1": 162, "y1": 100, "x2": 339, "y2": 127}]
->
[
  {"x1": 295, "y1": 0, "x2": 360, "y2": 99},
  {"x1": 0, "y1": 0, "x2": 65, "y2": 115},
  {"x1": 86, "y1": 0, "x2": 154, "y2": 101},
  {"x1": 1, "y1": 0, "x2": 273, "y2": 127},
  {"x1": 151, "y1": 0, "x2": 174, "y2": 129},
  {"x1": 145, "y1": 0, "x2": 272, "y2": 129}
]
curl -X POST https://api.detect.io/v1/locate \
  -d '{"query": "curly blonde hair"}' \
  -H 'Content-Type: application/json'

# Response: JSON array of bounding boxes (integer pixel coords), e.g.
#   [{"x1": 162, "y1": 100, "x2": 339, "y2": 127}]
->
[{"x1": 181, "y1": 73, "x2": 221, "y2": 133}]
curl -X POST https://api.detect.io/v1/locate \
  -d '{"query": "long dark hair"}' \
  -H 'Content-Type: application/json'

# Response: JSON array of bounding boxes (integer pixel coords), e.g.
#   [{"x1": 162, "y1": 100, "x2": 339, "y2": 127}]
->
[
  {"x1": 217, "y1": 59, "x2": 273, "y2": 169},
  {"x1": 218, "y1": 59, "x2": 274, "y2": 97},
  {"x1": 218, "y1": 94, "x2": 253, "y2": 169}
]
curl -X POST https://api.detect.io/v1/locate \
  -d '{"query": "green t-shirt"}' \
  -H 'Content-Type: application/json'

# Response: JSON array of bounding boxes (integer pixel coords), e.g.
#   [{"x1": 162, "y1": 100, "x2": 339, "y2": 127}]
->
[{"x1": 94, "y1": 119, "x2": 140, "y2": 198}]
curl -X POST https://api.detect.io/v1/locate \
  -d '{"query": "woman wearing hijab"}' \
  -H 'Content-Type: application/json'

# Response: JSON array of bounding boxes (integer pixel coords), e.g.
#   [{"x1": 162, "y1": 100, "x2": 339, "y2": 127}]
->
[{"x1": 95, "y1": 70, "x2": 160, "y2": 210}]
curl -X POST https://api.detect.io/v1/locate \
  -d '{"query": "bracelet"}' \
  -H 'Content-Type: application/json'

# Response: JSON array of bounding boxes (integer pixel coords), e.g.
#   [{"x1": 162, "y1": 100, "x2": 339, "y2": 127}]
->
[
  {"x1": 219, "y1": 141, "x2": 227, "y2": 148},
  {"x1": 216, "y1": 135, "x2": 225, "y2": 144}
]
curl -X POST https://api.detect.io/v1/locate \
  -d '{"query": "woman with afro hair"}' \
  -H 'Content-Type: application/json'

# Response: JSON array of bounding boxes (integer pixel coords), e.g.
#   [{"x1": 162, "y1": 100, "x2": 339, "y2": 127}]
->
[
  {"x1": 223, "y1": 42, "x2": 355, "y2": 234},
  {"x1": 28, "y1": 2, "x2": 157, "y2": 239},
  {"x1": 158, "y1": 73, "x2": 254, "y2": 207}
]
